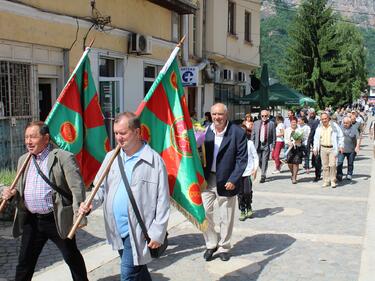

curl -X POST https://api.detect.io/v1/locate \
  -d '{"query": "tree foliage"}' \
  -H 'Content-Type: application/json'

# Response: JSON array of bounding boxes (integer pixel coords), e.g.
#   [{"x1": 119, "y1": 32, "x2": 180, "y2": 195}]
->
[{"x1": 279, "y1": 0, "x2": 367, "y2": 108}]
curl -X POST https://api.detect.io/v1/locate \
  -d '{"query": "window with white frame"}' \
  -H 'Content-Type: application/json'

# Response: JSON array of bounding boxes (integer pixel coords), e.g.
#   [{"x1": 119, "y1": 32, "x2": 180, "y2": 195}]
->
[
  {"x1": 228, "y1": 1, "x2": 236, "y2": 35},
  {"x1": 171, "y1": 12, "x2": 181, "y2": 42},
  {"x1": 144, "y1": 64, "x2": 162, "y2": 96},
  {"x1": 245, "y1": 11, "x2": 252, "y2": 43}
]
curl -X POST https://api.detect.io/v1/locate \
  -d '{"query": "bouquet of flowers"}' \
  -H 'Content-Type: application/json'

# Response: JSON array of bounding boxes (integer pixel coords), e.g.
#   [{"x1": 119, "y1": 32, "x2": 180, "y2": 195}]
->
[
  {"x1": 192, "y1": 121, "x2": 207, "y2": 167},
  {"x1": 291, "y1": 130, "x2": 304, "y2": 142},
  {"x1": 193, "y1": 121, "x2": 206, "y2": 147}
]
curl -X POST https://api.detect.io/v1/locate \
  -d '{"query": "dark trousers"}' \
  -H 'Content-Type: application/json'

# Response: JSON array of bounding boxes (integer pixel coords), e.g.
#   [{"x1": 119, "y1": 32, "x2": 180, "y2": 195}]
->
[
  {"x1": 15, "y1": 213, "x2": 88, "y2": 281},
  {"x1": 337, "y1": 152, "x2": 356, "y2": 177},
  {"x1": 118, "y1": 235, "x2": 152, "y2": 281},
  {"x1": 238, "y1": 176, "x2": 253, "y2": 211},
  {"x1": 257, "y1": 144, "x2": 270, "y2": 178},
  {"x1": 312, "y1": 153, "x2": 322, "y2": 178}
]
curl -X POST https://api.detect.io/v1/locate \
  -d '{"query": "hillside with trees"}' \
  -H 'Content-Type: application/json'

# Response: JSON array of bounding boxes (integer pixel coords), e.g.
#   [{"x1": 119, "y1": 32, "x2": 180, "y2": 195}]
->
[
  {"x1": 260, "y1": 0, "x2": 375, "y2": 79},
  {"x1": 260, "y1": 0, "x2": 375, "y2": 108}
]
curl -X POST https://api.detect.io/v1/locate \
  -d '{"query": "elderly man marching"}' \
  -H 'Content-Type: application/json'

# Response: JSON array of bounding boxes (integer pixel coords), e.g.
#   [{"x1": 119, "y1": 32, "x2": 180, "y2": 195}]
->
[{"x1": 313, "y1": 112, "x2": 344, "y2": 188}]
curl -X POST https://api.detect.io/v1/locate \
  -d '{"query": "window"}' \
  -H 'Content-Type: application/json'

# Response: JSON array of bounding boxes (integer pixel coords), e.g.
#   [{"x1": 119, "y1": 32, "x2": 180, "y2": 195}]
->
[
  {"x1": 171, "y1": 12, "x2": 181, "y2": 42},
  {"x1": 245, "y1": 11, "x2": 252, "y2": 43},
  {"x1": 99, "y1": 58, "x2": 115, "y2": 77},
  {"x1": 144, "y1": 64, "x2": 162, "y2": 96},
  {"x1": 228, "y1": 1, "x2": 236, "y2": 35},
  {"x1": 0, "y1": 61, "x2": 31, "y2": 117}
]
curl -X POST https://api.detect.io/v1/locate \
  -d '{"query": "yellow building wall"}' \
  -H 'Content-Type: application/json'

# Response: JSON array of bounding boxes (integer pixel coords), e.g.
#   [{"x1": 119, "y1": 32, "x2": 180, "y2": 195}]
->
[
  {"x1": 0, "y1": 0, "x2": 174, "y2": 71},
  {"x1": 17, "y1": 0, "x2": 172, "y2": 40}
]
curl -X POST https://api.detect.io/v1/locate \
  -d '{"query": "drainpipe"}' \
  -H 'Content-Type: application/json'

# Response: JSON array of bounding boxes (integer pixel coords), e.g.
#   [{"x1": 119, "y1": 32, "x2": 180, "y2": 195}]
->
[{"x1": 182, "y1": 14, "x2": 189, "y2": 66}]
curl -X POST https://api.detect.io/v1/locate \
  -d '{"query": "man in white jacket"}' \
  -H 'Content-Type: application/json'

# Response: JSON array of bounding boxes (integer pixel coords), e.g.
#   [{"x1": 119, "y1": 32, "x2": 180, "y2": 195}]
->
[{"x1": 313, "y1": 112, "x2": 344, "y2": 188}]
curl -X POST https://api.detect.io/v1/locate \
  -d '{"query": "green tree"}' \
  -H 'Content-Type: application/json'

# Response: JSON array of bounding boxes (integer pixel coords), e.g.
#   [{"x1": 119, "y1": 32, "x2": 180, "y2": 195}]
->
[{"x1": 280, "y1": 0, "x2": 367, "y2": 109}]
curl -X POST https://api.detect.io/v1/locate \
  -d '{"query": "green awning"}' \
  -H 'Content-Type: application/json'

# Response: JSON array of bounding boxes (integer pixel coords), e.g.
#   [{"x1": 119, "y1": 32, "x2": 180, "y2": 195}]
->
[{"x1": 241, "y1": 83, "x2": 316, "y2": 107}]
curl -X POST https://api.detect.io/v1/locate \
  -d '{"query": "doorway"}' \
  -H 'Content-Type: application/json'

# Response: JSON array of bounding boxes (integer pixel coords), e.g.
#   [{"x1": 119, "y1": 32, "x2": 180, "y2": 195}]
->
[{"x1": 38, "y1": 78, "x2": 57, "y2": 121}]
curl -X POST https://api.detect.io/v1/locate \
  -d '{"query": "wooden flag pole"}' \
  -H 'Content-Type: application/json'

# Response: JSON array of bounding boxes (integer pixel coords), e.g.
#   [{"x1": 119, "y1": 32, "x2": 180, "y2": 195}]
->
[
  {"x1": 177, "y1": 34, "x2": 186, "y2": 48},
  {"x1": 67, "y1": 145, "x2": 121, "y2": 239},
  {"x1": 0, "y1": 153, "x2": 32, "y2": 213}
]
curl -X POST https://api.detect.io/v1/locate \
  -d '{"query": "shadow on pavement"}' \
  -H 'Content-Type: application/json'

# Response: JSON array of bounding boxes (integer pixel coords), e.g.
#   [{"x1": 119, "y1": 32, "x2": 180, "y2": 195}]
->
[
  {"x1": 252, "y1": 207, "x2": 284, "y2": 218},
  {"x1": 148, "y1": 233, "x2": 205, "y2": 273},
  {"x1": 219, "y1": 233, "x2": 296, "y2": 280}
]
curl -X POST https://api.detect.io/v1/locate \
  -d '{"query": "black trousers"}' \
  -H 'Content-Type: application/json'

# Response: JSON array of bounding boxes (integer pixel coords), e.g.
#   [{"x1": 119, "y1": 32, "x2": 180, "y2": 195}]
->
[
  {"x1": 238, "y1": 176, "x2": 253, "y2": 211},
  {"x1": 312, "y1": 153, "x2": 322, "y2": 178},
  {"x1": 15, "y1": 213, "x2": 88, "y2": 281}
]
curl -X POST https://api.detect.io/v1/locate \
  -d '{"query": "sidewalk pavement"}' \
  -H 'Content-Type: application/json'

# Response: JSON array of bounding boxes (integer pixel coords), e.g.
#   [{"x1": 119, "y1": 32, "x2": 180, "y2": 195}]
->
[{"x1": 1, "y1": 118, "x2": 374, "y2": 281}]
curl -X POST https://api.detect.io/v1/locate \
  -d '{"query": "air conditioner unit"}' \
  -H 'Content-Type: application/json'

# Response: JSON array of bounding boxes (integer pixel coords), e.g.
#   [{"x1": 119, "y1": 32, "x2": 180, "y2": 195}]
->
[
  {"x1": 129, "y1": 33, "x2": 152, "y2": 54},
  {"x1": 223, "y1": 69, "x2": 233, "y2": 81},
  {"x1": 238, "y1": 71, "x2": 246, "y2": 82}
]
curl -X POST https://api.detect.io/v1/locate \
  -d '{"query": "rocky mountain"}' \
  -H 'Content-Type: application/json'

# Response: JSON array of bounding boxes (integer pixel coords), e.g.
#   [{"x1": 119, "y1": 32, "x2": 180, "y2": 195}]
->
[{"x1": 262, "y1": 0, "x2": 375, "y2": 26}]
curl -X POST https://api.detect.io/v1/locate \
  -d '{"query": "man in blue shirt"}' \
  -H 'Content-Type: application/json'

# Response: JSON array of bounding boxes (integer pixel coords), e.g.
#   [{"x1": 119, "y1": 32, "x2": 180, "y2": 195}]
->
[{"x1": 79, "y1": 112, "x2": 170, "y2": 281}]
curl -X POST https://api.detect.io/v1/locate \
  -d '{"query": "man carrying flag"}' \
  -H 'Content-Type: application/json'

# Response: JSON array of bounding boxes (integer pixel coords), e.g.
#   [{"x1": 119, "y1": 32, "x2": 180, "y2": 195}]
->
[
  {"x1": 79, "y1": 112, "x2": 170, "y2": 281},
  {"x1": 1, "y1": 121, "x2": 88, "y2": 281}
]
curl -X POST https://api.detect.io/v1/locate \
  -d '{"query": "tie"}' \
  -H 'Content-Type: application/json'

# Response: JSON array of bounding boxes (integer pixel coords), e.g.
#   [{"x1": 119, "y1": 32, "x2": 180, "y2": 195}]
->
[{"x1": 263, "y1": 122, "x2": 268, "y2": 144}]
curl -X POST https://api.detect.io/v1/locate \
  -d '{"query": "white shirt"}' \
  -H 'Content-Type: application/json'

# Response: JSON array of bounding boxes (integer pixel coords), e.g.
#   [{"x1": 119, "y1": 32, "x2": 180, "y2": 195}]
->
[
  {"x1": 243, "y1": 140, "x2": 259, "y2": 177},
  {"x1": 276, "y1": 123, "x2": 285, "y2": 142},
  {"x1": 298, "y1": 124, "x2": 311, "y2": 146},
  {"x1": 210, "y1": 122, "x2": 228, "y2": 172}
]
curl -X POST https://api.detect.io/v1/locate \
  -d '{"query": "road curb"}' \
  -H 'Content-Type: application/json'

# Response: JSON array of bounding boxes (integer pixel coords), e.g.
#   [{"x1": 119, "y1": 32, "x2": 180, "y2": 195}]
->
[{"x1": 358, "y1": 153, "x2": 375, "y2": 281}]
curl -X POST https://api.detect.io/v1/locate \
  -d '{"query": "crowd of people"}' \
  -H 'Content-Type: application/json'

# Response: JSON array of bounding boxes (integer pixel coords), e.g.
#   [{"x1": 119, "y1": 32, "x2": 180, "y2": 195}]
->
[
  {"x1": 0, "y1": 102, "x2": 371, "y2": 281},
  {"x1": 236, "y1": 106, "x2": 367, "y2": 188}
]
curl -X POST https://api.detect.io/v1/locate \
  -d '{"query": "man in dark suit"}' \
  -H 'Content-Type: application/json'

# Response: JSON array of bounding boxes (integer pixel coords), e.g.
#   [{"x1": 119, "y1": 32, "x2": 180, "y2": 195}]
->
[
  {"x1": 1, "y1": 121, "x2": 88, "y2": 281},
  {"x1": 202, "y1": 103, "x2": 247, "y2": 262},
  {"x1": 251, "y1": 109, "x2": 276, "y2": 183}
]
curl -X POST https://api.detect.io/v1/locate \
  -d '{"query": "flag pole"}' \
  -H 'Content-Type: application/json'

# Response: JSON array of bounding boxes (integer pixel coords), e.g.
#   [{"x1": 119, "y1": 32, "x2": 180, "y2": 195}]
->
[
  {"x1": 67, "y1": 145, "x2": 121, "y2": 239},
  {"x1": 0, "y1": 153, "x2": 32, "y2": 213}
]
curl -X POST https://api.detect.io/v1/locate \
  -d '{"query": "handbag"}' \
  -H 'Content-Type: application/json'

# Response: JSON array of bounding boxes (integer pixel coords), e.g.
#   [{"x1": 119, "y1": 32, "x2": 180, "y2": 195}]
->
[{"x1": 117, "y1": 155, "x2": 168, "y2": 258}]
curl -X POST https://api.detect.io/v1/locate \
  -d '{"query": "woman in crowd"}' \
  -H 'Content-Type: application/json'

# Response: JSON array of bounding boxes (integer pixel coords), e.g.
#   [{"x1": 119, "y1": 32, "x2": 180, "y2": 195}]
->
[
  {"x1": 272, "y1": 115, "x2": 285, "y2": 174},
  {"x1": 285, "y1": 118, "x2": 304, "y2": 184},
  {"x1": 243, "y1": 113, "x2": 253, "y2": 130}
]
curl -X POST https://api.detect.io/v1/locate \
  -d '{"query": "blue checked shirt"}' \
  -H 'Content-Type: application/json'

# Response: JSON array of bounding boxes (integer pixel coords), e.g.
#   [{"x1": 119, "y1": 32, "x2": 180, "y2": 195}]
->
[{"x1": 24, "y1": 145, "x2": 54, "y2": 214}]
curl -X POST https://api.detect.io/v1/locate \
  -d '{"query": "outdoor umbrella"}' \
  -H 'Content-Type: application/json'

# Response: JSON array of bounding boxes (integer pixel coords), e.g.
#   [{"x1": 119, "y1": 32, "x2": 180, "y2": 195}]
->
[
  {"x1": 241, "y1": 82, "x2": 316, "y2": 107},
  {"x1": 259, "y1": 63, "x2": 269, "y2": 109}
]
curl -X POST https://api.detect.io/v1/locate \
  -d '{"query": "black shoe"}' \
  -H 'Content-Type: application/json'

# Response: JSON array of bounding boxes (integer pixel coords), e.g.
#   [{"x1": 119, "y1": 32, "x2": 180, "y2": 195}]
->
[
  {"x1": 336, "y1": 176, "x2": 343, "y2": 182},
  {"x1": 313, "y1": 176, "x2": 321, "y2": 182},
  {"x1": 218, "y1": 252, "x2": 230, "y2": 261},
  {"x1": 203, "y1": 247, "x2": 217, "y2": 261},
  {"x1": 260, "y1": 177, "x2": 266, "y2": 183}
]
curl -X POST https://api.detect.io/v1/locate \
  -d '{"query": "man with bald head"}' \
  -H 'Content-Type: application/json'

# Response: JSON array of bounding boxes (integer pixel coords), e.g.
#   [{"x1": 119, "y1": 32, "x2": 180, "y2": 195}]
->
[
  {"x1": 202, "y1": 103, "x2": 247, "y2": 261},
  {"x1": 336, "y1": 116, "x2": 360, "y2": 181},
  {"x1": 251, "y1": 109, "x2": 276, "y2": 183}
]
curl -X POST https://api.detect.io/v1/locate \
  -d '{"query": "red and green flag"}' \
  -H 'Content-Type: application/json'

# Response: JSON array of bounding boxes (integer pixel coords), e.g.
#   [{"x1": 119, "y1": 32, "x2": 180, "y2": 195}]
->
[
  {"x1": 45, "y1": 48, "x2": 110, "y2": 187},
  {"x1": 136, "y1": 47, "x2": 207, "y2": 230}
]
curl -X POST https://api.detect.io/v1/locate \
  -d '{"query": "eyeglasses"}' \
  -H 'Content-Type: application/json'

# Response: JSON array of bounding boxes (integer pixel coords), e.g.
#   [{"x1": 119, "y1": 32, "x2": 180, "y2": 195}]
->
[{"x1": 261, "y1": 115, "x2": 268, "y2": 117}]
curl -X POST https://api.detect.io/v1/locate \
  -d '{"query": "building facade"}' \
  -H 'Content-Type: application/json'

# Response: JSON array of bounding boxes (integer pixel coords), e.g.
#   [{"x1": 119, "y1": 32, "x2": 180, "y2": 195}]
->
[
  {"x1": 0, "y1": 0, "x2": 260, "y2": 169},
  {"x1": 187, "y1": 0, "x2": 260, "y2": 121}
]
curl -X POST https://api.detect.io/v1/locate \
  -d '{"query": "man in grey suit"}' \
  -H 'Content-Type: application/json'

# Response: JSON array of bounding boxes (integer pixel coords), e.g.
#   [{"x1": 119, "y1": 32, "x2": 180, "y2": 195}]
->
[
  {"x1": 1, "y1": 121, "x2": 88, "y2": 281},
  {"x1": 251, "y1": 110, "x2": 276, "y2": 183}
]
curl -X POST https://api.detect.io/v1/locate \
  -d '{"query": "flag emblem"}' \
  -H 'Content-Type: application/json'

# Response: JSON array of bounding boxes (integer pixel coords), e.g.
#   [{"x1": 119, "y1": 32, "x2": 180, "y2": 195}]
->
[
  {"x1": 60, "y1": 122, "x2": 77, "y2": 143},
  {"x1": 188, "y1": 183, "x2": 203, "y2": 205},
  {"x1": 170, "y1": 117, "x2": 192, "y2": 156}
]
